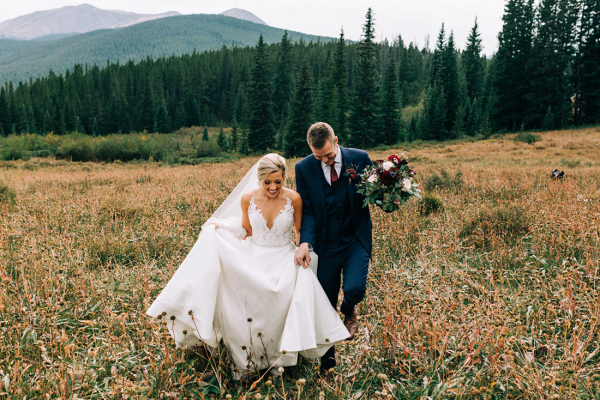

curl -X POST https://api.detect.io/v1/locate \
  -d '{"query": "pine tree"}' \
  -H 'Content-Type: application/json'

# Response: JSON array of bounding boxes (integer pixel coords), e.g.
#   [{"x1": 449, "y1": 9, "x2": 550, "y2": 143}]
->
[
  {"x1": 526, "y1": 0, "x2": 579, "y2": 128},
  {"x1": 155, "y1": 97, "x2": 171, "y2": 133},
  {"x1": 285, "y1": 59, "x2": 314, "y2": 158},
  {"x1": 272, "y1": 31, "x2": 295, "y2": 133},
  {"x1": 53, "y1": 102, "x2": 66, "y2": 135},
  {"x1": 64, "y1": 99, "x2": 76, "y2": 132},
  {"x1": 0, "y1": 88, "x2": 8, "y2": 136},
  {"x1": 138, "y1": 78, "x2": 155, "y2": 132},
  {"x1": 574, "y1": 0, "x2": 600, "y2": 125},
  {"x1": 443, "y1": 32, "x2": 461, "y2": 134},
  {"x1": 542, "y1": 105, "x2": 555, "y2": 130},
  {"x1": 349, "y1": 8, "x2": 382, "y2": 148},
  {"x1": 381, "y1": 56, "x2": 402, "y2": 145},
  {"x1": 331, "y1": 30, "x2": 349, "y2": 141},
  {"x1": 92, "y1": 117, "x2": 99, "y2": 137},
  {"x1": 492, "y1": 0, "x2": 535, "y2": 130},
  {"x1": 230, "y1": 121, "x2": 239, "y2": 152},
  {"x1": 463, "y1": 19, "x2": 485, "y2": 101},
  {"x1": 19, "y1": 104, "x2": 30, "y2": 133},
  {"x1": 217, "y1": 125, "x2": 227, "y2": 150},
  {"x1": 174, "y1": 101, "x2": 187, "y2": 130},
  {"x1": 419, "y1": 83, "x2": 447, "y2": 141},
  {"x1": 185, "y1": 94, "x2": 201, "y2": 127},
  {"x1": 248, "y1": 35, "x2": 275, "y2": 152},
  {"x1": 202, "y1": 125, "x2": 209, "y2": 141}
]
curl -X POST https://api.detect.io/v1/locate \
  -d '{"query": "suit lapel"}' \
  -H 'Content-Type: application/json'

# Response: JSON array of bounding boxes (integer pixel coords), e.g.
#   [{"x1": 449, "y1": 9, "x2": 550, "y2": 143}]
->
[
  {"x1": 310, "y1": 156, "x2": 327, "y2": 216},
  {"x1": 339, "y1": 146, "x2": 356, "y2": 214}
]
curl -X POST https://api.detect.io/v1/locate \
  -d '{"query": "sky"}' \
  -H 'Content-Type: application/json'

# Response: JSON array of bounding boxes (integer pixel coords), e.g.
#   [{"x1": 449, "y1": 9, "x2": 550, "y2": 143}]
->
[{"x1": 0, "y1": 0, "x2": 507, "y2": 55}]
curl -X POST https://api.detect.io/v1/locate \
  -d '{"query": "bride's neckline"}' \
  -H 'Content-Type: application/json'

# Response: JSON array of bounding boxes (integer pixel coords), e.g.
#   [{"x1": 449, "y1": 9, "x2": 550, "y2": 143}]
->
[{"x1": 250, "y1": 196, "x2": 293, "y2": 230}]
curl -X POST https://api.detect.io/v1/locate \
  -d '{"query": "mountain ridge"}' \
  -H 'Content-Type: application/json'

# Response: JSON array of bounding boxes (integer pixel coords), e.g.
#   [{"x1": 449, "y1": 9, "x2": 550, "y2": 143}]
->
[
  {"x1": 0, "y1": 14, "x2": 334, "y2": 84},
  {"x1": 0, "y1": 4, "x2": 181, "y2": 40},
  {"x1": 219, "y1": 8, "x2": 268, "y2": 26}
]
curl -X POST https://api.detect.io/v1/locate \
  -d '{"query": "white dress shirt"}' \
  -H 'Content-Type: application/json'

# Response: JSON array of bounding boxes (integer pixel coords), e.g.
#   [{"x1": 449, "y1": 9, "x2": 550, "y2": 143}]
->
[{"x1": 320, "y1": 145, "x2": 343, "y2": 186}]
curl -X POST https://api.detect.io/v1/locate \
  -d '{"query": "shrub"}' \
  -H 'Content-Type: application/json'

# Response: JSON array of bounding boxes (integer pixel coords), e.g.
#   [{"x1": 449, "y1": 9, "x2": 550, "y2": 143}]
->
[
  {"x1": 418, "y1": 193, "x2": 444, "y2": 216},
  {"x1": 0, "y1": 182, "x2": 17, "y2": 205},
  {"x1": 459, "y1": 204, "x2": 530, "y2": 248},
  {"x1": 195, "y1": 141, "x2": 222, "y2": 158},
  {"x1": 424, "y1": 169, "x2": 464, "y2": 191},
  {"x1": 514, "y1": 132, "x2": 541, "y2": 144},
  {"x1": 1, "y1": 146, "x2": 28, "y2": 161},
  {"x1": 56, "y1": 132, "x2": 95, "y2": 161}
]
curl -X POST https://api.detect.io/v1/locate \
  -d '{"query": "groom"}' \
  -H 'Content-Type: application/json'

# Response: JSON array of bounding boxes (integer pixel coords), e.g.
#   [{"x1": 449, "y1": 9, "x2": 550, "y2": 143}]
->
[{"x1": 294, "y1": 122, "x2": 372, "y2": 372}]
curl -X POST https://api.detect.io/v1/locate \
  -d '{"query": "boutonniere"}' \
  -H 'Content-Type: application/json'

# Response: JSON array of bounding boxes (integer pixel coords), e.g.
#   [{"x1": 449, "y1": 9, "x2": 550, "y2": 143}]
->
[{"x1": 343, "y1": 163, "x2": 359, "y2": 185}]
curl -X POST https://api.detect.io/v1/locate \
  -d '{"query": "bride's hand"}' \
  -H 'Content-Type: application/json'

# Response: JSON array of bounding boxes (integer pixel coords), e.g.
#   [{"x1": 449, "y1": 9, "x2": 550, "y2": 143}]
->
[{"x1": 294, "y1": 243, "x2": 311, "y2": 268}]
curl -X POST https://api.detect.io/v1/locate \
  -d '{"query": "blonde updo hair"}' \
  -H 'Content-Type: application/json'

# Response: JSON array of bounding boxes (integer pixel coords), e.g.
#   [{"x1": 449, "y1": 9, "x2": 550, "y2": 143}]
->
[{"x1": 257, "y1": 153, "x2": 287, "y2": 183}]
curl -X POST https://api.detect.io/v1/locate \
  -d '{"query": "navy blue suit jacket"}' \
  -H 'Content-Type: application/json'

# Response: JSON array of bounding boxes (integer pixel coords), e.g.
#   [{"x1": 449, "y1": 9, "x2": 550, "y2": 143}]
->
[{"x1": 295, "y1": 146, "x2": 373, "y2": 257}]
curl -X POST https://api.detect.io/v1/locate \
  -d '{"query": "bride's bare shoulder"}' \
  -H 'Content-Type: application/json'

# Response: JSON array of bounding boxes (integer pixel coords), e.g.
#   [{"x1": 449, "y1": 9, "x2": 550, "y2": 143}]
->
[
  {"x1": 241, "y1": 189, "x2": 260, "y2": 204},
  {"x1": 284, "y1": 189, "x2": 302, "y2": 207}
]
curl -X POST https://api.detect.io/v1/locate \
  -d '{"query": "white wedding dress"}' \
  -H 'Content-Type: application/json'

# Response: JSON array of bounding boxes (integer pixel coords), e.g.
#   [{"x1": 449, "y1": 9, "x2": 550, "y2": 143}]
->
[{"x1": 147, "y1": 180, "x2": 349, "y2": 375}]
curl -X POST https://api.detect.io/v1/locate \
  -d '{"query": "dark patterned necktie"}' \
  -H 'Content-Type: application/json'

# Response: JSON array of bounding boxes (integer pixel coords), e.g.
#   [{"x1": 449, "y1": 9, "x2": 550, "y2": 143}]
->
[{"x1": 330, "y1": 161, "x2": 338, "y2": 187}]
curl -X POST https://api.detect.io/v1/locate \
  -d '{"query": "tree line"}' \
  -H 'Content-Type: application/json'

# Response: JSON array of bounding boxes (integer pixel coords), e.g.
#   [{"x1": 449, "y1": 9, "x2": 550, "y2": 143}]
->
[{"x1": 0, "y1": 0, "x2": 599, "y2": 159}]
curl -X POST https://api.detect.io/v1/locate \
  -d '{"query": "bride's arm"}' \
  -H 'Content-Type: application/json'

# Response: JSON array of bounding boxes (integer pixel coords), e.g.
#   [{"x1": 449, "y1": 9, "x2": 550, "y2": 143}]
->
[
  {"x1": 240, "y1": 195, "x2": 252, "y2": 238},
  {"x1": 290, "y1": 192, "x2": 303, "y2": 244}
]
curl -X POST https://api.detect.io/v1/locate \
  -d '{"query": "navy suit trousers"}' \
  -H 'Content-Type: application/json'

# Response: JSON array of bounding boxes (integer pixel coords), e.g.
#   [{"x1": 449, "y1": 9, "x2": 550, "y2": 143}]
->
[{"x1": 317, "y1": 235, "x2": 370, "y2": 370}]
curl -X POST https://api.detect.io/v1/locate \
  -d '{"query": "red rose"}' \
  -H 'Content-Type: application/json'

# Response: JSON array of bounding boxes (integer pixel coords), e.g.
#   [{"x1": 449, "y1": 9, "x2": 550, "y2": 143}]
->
[
  {"x1": 388, "y1": 155, "x2": 401, "y2": 164},
  {"x1": 380, "y1": 170, "x2": 393, "y2": 186},
  {"x1": 408, "y1": 169, "x2": 416, "y2": 175}
]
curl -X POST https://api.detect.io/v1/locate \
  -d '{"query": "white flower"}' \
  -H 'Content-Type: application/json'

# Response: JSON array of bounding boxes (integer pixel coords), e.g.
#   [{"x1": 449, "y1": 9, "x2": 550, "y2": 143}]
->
[
  {"x1": 382, "y1": 161, "x2": 394, "y2": 171},
  {"x1": 402, "y1": 179, "x2": 412, "y2": 192},
  {"x1": 367, "y1": 174, "x2": 378, "y2": 183}
]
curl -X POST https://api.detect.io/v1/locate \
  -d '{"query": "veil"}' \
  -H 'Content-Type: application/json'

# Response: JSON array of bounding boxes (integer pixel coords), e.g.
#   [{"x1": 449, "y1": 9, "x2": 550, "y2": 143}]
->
[{"x1": 201, "y1": 161, "x2": 261, "y2": 239}]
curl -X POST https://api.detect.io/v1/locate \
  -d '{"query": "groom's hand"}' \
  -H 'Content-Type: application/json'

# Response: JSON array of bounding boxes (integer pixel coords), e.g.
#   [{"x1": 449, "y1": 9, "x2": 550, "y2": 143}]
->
[{"x1": 294, "y1": 243, "x2": 311, "y2": 268}]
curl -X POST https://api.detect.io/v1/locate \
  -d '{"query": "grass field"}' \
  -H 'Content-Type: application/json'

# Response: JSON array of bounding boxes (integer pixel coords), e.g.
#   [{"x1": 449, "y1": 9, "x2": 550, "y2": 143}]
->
[{"x1": 1, "y1": 127, "x2": 600, "y2": 399}]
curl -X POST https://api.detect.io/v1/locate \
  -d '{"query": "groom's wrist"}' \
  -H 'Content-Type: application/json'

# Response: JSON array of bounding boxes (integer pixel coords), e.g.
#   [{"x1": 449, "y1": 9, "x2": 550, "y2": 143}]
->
[{"x1": 300, "y1": 242, "x2": 314, "y2": 252}]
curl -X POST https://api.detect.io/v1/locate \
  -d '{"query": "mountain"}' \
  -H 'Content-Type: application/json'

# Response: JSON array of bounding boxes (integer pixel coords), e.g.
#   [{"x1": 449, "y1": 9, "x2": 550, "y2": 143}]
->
[
  {"x1": 0, "y1": 14, "x2": 333, "y2": 84},
  {"x1": 219, "y1": 8, "x2": 268, "y2": 26},
  {"x1": 0, "y1": 4, "x2": 180, "y2": 40}
]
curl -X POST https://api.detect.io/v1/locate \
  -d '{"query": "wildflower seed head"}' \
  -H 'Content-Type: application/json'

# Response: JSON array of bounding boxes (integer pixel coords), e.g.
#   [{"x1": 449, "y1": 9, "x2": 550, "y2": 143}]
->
[
  {"x1": 170, "y1": 315, "x2": 176, "y2": 321},
  {"x1": 188, "y1": 310, "x2": 193, "y2": 315}
]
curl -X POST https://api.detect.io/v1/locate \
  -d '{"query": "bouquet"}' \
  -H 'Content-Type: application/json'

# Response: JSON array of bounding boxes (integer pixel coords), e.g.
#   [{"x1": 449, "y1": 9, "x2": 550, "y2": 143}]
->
[{"x1": 345, "y1": 154, "x2": 421, "y2": 212}]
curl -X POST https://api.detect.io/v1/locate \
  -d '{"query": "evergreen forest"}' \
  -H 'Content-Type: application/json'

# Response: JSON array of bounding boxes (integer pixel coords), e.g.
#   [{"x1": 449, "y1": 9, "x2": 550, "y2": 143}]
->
[{"x1": 1, "y1": 0, "x2": 599, "y2": 160}]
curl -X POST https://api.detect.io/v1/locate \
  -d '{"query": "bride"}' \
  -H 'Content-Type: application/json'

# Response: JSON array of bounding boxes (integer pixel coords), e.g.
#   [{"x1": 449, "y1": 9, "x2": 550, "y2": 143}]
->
[{"x1": 147, "y1": 153, "x2": 349, "y2": 378}]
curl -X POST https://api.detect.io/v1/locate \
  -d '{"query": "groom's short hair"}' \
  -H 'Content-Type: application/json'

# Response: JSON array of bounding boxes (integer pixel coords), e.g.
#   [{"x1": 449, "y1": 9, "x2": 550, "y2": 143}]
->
[{"x1": 307, "y1": 122, "x2": 335, "y2": 149}]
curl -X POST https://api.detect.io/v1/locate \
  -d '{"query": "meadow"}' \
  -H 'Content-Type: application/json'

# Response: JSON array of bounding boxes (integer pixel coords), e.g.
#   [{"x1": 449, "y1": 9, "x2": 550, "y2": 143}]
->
[{"x1": 1, "y1": 127, "x2": 600, "y2": 399}]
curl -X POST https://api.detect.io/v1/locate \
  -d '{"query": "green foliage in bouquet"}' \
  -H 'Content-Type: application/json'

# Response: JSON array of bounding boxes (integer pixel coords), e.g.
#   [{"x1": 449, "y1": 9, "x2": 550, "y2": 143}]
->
[{"x1": 346, "y1": 154, "x2": 421, "y2": 213}]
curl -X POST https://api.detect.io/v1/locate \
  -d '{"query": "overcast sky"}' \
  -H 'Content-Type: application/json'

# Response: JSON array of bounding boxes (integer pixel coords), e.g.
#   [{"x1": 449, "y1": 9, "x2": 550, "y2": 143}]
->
[{"x1": 1, "y1": 1, "x2": 506, "y2": 55}]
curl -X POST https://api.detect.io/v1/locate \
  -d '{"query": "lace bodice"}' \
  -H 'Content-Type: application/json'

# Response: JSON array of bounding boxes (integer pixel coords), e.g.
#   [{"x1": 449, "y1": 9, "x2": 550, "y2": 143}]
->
[{"x1": 248, "y1": 196, "x2": 294, "y2": 247}]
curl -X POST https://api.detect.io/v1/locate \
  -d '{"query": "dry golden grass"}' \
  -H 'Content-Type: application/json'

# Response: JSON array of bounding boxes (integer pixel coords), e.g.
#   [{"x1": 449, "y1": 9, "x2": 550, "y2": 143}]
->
[{"x1": 1, "y1": 127, "x2": 600, "y2": 399}]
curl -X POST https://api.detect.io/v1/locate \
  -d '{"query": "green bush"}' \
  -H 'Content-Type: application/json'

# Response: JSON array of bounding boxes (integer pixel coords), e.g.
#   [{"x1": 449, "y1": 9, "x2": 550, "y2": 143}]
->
[
  {"x1": 424, "y1": 169, "x2": 464, "y2": 191},
  {"x1": 56, "y1": 133, "x2": 95, "y2": 161},
  {"x1": 195, "y1": 141, "x2": 222, "y2": 158},
  {"x1": 418, "y1": 193, "x2": 444, "y2": 216},
  {"x1": 0, "y1": 182, "x2": 17, "y2": 205},
  {"x1": 459, "y1": 204, "x2": 530, "y2": 248},
  {"x1": 1, "y1": 146, "x2": 28, "y2": 161},
  {"x1": 514, "y1": 132, "x2": 541, "y2": 144}
]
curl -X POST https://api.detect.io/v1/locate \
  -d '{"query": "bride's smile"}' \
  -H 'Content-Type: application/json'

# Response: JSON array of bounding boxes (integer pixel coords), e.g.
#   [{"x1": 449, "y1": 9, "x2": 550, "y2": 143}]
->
[{"x1": 262, "y1": 170, "x2": 284, "y2": 199}]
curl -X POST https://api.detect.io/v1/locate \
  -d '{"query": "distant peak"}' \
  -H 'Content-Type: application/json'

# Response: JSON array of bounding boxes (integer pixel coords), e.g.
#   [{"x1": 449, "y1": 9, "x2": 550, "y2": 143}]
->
[{"x1": 219, "y1": 8, "x2": 268, "y2": 26}]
